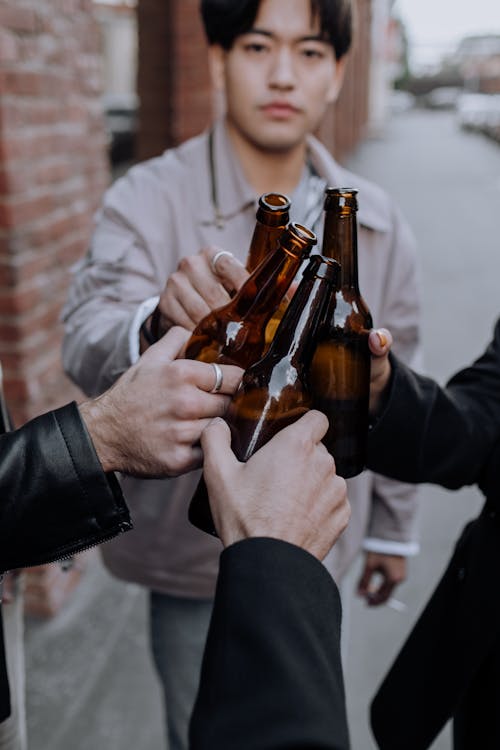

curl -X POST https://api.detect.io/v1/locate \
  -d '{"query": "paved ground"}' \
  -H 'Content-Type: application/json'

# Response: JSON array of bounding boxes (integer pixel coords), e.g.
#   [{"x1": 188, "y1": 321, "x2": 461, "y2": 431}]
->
[{"x1": 24, "y1": 108, "x2": 500, "y2": 749}]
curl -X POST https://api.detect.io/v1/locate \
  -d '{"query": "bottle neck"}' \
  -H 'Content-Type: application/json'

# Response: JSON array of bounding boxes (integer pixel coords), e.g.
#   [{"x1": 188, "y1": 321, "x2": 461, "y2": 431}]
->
[
  {"x1": 231, "y1": 242, "x2": 305, "y2": 327},
  {"x1": 246, "y1": 222, "x2": 287, "y2": 272},
  {"x1": 265, "y1": 272, "x2": 333, "y2": 373},
  {"x1": 321, "y1": 211, "x2": 359, "y2": 290}
]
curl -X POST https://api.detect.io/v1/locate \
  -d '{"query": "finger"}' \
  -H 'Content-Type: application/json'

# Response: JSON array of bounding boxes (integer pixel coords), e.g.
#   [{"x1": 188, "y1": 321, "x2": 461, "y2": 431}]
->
[
  {"x1": 368, "y1": 327, "x2": 393, "y2": 356},
  {"x1": 206, "y1": 248, "x2": 248, "y2": 294},
  {"x1": 186, "y1": 360, "x2": 243, "y2": 396},
  {"x1": 279, "y1": 409, "x2": 329, "y2": 445},
  {"x1": 167, "y1": 272, "x2": 214, "y2": 327},
  {"x1": 167, "y1": 445, "x2": 204, "y2": 477},
  {"x1": 357, "y1": 566, "x2": 375, "y2": 597},
  {"x1": 201, "y1": 417, "x2": 239, "y2": 478},
  {"x1": 161, "y1": 293, "x2": 200, "y2": 331},
  {"x1": 148, "y1": 325, "x2": 191, "y2": 361},
  {"x1": 367, "y1": 579, "x2": 396, "y2": 607},
  {"x1": 179, "y1": 253, "x2": 233, "y2": 311}
]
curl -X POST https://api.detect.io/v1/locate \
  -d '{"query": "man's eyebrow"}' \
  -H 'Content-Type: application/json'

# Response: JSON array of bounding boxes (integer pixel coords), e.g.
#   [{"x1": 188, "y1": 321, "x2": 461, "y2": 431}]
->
[{"x1": 244, "y1": 28, "x2": 327, "y2": 43}]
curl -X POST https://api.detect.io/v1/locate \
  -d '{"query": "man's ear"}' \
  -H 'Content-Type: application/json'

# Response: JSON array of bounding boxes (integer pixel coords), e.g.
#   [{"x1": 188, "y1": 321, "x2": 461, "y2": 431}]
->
[
  {"x1": 326, "y1": 55, "x2": 348, "y2": 105},
  {"x1": 208, "y1": 45, "x2": 226, "y2": 92}
]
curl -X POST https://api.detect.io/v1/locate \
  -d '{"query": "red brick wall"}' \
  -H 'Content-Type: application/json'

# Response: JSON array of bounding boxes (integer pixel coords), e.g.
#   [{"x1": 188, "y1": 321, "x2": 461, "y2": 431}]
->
[{"x1": 0, "y1": 0, "x2": 110, "y2": 424}]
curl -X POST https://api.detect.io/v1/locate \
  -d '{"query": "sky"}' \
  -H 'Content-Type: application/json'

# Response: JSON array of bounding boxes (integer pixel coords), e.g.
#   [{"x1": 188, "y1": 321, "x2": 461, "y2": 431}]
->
[{"x1": 394, "y1": 0, "x2": 500, "y2": 70}]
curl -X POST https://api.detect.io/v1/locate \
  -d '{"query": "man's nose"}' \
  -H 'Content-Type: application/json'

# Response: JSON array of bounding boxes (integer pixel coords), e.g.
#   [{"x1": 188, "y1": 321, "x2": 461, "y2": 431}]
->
[{"x1": 268, "y1": 47, "x2": 296, "y2": 90}]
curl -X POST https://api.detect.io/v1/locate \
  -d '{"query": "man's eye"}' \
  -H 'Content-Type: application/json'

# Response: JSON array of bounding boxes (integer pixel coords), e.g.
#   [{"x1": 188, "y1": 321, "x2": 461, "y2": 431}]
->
[
  {"x1": 301, "y1": 47, "x2": 325, "y2": 59},
  {"x1": 244, "y1": 42, "x2": 268, "y2": 54}
]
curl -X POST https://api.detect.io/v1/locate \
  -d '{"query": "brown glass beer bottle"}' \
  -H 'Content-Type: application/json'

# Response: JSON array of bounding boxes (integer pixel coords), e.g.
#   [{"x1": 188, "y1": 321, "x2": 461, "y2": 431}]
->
[
  {"x1": 311, "y1": 187, "x2": 373, "y2": 478},
  {"x1": 189, "y1": 254, "x2": 340, "y2": 536},
  {"x1": 246, "y1": 193, "x2": 290, "y2": 271},
  {"x1": 184, "y1": 223, "x2": 316, "y2": 369}
]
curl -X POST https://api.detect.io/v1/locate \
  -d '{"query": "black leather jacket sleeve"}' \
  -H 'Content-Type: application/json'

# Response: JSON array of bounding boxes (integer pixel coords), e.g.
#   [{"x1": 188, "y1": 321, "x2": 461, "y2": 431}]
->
[
  {"x1": 367, "y1": 319, "x2": 500, "y2": 492},
  {"x1": 0, "y1": 401, "x2": 132, "y2": 573},
  {"x1": 190, "y1": 538, "x2": 350, "y2": 750}
]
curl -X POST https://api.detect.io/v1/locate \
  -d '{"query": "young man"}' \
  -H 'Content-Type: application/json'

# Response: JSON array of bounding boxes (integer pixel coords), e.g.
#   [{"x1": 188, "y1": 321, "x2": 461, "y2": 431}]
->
[{"x1": 62, "y1": 1, "x2": 422, "y2": 747}]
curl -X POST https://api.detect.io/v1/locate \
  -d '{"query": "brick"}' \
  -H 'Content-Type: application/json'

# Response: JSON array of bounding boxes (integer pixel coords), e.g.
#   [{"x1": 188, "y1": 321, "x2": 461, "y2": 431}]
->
[
  {"x1": 0, "y1": 27, "x2": 20, "y2": 63},
  {"x1": 0, "y1": 6, "x2": 38, "y2": 34},
  {"x1": 0, "y1": 194, "x2": 54, "y2": 229}
]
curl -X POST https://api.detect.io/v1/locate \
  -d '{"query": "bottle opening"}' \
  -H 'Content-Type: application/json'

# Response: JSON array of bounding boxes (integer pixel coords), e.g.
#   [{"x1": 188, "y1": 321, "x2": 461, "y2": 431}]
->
[
  {"x1": 290, "y1": 222, "x2": 317, "y2": 244},
  {"x1": 260, "y1": 193, "x2": 291, "y2": 211},
  {"x1": 323, "y1": 187, "x2": 358, "y2": 212}
]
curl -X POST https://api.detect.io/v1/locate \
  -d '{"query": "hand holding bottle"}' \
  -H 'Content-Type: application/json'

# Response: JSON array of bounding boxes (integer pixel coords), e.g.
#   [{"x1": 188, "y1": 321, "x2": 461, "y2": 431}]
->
[
  {"x1": 152, "y1": 246, "x2": 249, "y2": 335},
  {"x1": 201, "y1": 412, "x2": 350, "y2": 561},
  {"x1": 80, "y1": 326, "x2": 243, "y2": 478}
]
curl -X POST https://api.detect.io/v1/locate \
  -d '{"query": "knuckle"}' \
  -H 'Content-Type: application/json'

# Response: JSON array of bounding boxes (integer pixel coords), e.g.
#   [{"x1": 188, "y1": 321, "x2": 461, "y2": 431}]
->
[
  {"x1": 174, "y1": 391, "x2": 197, "y2": 418},
  {"x1": 166, "y1": 271, "x2": 182, "y2": 292},
  {"x1": 178, "y1": 255, "x2": 197, "y2": 274},
  {"x1": 170, "y1": 358, "x2": 194, "y2": 382}
]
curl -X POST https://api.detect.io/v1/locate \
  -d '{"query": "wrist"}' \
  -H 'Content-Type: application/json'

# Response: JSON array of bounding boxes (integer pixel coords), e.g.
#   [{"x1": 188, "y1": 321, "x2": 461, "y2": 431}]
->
[{"x1": 79, "y1": 397, "x2": 119, "y2": 474}]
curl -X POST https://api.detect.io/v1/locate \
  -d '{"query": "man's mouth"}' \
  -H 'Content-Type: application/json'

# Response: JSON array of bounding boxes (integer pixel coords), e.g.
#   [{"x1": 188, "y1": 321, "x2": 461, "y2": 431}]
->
[{"x1": 260, "y1": 102, "x2": 301, "y2": 119}]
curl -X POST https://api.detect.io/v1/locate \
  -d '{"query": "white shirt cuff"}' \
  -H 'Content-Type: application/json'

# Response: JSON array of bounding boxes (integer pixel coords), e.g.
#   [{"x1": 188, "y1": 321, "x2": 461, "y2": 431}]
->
[
  {"x1": 362, "y1": 538, "x2": 420, "y2": 557},
  {"x1": 128, "y1": 296, "x2": 160, "y2": 364}
]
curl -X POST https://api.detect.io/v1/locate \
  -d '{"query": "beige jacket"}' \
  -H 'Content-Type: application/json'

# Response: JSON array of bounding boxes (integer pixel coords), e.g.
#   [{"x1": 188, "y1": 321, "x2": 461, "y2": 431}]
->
[{"x1": 62, "y1": 120, "x2": 422, "y2": 596}]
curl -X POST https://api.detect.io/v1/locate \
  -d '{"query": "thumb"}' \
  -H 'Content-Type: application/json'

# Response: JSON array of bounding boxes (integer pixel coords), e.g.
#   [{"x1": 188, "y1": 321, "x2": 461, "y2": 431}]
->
[
  {"x1": 147, "y1": 325, "x2": 191, "y2": 362},
  {"x1": 201, "y1": 417, "x2": 239, "y2": 481},
  {"x1": 357, "y1": 563, "x2": 374, "y2": 596},
  {"x1": 368, "y1": 327, "x2": 393, "y2": 357}
]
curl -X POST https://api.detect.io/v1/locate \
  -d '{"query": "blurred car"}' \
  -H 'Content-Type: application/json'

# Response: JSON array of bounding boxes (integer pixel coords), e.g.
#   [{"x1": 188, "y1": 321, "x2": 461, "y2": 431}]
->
[
  {"x1": 423, "y1": 86, "x2": 462, "y2": 110},
  {"x1": 457, "y1": 92, "x2": 500, "y2": 143},
  {"x1": 102, "y1": 93, "x2": 138, "y2": 164}
]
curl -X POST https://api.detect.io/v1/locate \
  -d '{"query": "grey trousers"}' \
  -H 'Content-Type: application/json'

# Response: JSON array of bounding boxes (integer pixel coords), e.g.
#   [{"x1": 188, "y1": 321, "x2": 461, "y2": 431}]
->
[{"x1": 149, "y1": 592, "x2": 213, "y2": 750}]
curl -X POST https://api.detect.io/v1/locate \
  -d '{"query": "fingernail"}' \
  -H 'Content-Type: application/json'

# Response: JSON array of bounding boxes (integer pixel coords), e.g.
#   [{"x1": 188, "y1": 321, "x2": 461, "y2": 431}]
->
[{"x1": 376, "y1": 331, "x2": 387, "y2": 348}]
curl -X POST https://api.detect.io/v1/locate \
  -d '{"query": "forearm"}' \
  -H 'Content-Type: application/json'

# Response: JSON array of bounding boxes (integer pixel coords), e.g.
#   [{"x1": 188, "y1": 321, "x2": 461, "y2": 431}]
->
[
  {"x1": 0, "y1": 403, "x2": 131, "y2": 572},
  {"x1": 367, "y1": 356, "x2": 497, "y2": 489},
  {"x1": 190, "y1": 538, "x2": 350, "y2": 750}
]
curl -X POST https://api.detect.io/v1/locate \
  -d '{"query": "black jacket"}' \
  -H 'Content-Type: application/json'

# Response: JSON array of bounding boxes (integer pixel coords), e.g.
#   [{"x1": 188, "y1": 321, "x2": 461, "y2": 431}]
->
[
  {"x1": 0, "y1": 402, "x2": 132, "y2": 722},
  {"x1": 190, "y1": 538, "x2": 350, "y2": 750},
  {"x1": 367, "y1": 319, "x2": 500, "y2": 749}
]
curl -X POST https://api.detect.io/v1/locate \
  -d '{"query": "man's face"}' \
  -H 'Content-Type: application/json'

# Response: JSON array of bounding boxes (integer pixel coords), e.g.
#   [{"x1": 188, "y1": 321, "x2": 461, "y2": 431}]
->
[{"x1": 211, "y1": 0, "x2": 345, "y2": 154}]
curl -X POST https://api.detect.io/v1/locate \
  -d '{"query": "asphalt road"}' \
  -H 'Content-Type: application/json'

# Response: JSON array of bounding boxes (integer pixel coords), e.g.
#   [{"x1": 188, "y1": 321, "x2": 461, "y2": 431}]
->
[{"x1": 24, "y1": 108, "x2": 500, "y2": 750}]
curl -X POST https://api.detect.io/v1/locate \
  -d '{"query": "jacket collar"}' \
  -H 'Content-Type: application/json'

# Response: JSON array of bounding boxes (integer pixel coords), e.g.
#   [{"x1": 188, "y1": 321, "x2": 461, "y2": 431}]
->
[{"x1": 307, "y1": 135, "x2": 392, "y2": 233}]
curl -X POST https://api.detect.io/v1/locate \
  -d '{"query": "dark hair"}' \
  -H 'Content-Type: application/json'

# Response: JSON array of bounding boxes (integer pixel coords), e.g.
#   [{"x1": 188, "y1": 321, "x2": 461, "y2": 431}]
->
[{"x1": 200, "y1": 0, "x2": 352, "y2": 60}]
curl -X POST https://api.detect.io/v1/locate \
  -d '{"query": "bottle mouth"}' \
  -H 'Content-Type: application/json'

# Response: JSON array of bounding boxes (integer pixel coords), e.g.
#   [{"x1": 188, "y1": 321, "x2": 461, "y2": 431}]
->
[
  {"x1": 323, "y1": 187, "x2": 358, "y2": 212},
  {"x1": 260, "y1": 193, "x2": 291, "y2": 211},
  {"x1": 289, "y1": 222, "x2": 317, "y2": 244}
]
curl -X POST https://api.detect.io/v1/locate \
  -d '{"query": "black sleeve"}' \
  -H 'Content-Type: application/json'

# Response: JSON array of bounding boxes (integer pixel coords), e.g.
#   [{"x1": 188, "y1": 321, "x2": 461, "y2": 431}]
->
[
  {"x1": 367, "y1": 320, "x2": 500, "y2": 490},
  {"x1": 0, "y1": 402, "x2": 132, "y2": 572},
  {"x1": 189, "y1": 537, "x2": 350, "y2": 750}
]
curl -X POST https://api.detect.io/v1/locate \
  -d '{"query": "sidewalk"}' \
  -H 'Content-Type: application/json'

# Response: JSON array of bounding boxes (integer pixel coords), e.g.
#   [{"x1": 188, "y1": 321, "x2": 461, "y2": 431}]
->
[
  {"x1": 344, "y1": 107, "x2": 500, "y2": 749},
  {"x1": 25, "y1": 553, "x2": 165, "y2": 749}
]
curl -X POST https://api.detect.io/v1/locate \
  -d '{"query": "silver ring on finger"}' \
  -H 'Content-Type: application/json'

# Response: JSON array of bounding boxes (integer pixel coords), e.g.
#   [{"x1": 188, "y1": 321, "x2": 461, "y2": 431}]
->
[
  {"x1": 210, "y1": 362, "x2": 224, "y2": 393},
  {"x1": 210, "y1": 250, "x2": 234, "y2": 276}
]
